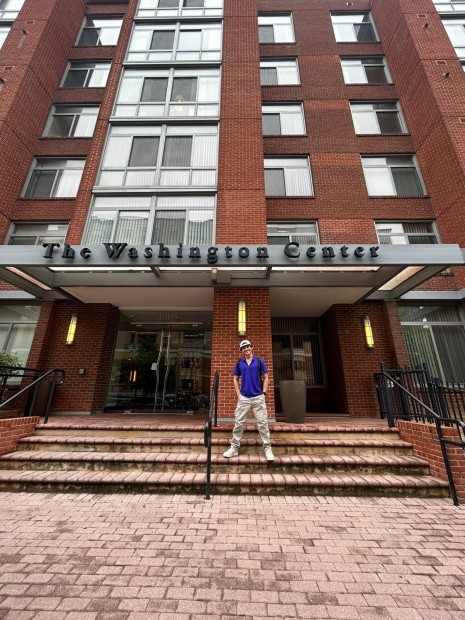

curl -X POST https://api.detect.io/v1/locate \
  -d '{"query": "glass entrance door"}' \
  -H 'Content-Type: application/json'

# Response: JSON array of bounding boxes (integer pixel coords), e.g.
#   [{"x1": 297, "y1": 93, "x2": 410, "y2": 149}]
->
[{"x1": 105, "y1": 311, "x2": 212, "y2": 413}]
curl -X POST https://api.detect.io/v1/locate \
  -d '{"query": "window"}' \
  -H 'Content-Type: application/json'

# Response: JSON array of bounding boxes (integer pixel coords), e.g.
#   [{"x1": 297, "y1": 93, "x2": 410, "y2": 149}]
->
[
  {"x1": 62, "y1": 61, "x2": 111, "y2": 88},
  {"x1": 7, "y1": 223, "x2": 69, "y2": 245},
  {"x1": 0, "y1": 305, "x2": 41, "y2": 368},
  {"x1": 264, "y1": 157, "x2": 313, "y2": 196},
  {"x1": 260, "y1": 58, "x2": 300, "y2": 85},
  {"x1": 361, "y1": 156, "x2": 426, "y2": 197},
  {"x1": 340, "y1": 57, "x2": 391, "y2": 84},
  {"x1": 137, "y1": 0, "x2": 223, "y2": 18},
  {"x1": 434, "y1": 1, "x2": 465, "y2": 12},
  {"x1": 0, "y1": 24, "x2": 10, "y2": 47},
  {"x1": 114, "y1": 68, "x2": 220, "y2": 117},
  {"x1": 267, "y1": 222, "x2": 318, "y2": 244},
  {"x1": 262, "y1": 104, "x2": 305, "y2": 135},
  {"x1": 400, "y1": 305, "x2": 465, "y2": 383},
  {"x1": 44, "y1": 105, "x2": 99, "y2": 138},
  {"x1": 128, "y1": 22, "x2": 222, "y2": 62},
  {"x1": 272, "y1": 318, "x2": 324, "y2": 386},
  {"x1": 442, "y1": 18, "x2": 465, "y2": 59},
  {"x1": 375, "y1": 221, "x2": 438, "y2": 245},
  {"x1": 76, "y1": 17, "x2": 122, "y2": 47},
  {"x1": 258, "y1": 14, "x2": 295, "y2": 43},
  {"x1": 23, "y1": 158, "x2": 85, "y2": 198},
  {"x1": 0, "y1": 0, "x2": 24, "y2": 20},
  {"x1": 97, "y1": 125, "x2": 218, "y2": 188},
  {"x1": 331, "y1": 13, "x2": 378, "y2": 42},
  {"x1": 84, "y1": 195, "x2": 215, "y2": 245},
  {"x1": 350, "y1": 101, "x2": 407, "y2": 134}
]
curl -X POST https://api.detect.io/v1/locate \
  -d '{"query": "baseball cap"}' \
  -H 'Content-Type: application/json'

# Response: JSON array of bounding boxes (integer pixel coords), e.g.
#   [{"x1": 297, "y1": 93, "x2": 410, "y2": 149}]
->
[{"x1": 239, "y1": 339, "x2": 252, "y2": 350}]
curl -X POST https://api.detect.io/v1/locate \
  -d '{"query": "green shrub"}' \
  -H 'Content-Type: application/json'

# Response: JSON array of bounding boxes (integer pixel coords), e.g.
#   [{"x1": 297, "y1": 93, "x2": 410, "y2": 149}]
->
[{"x1": 0, "y1": 351, "x2": 22, "y2": 376}]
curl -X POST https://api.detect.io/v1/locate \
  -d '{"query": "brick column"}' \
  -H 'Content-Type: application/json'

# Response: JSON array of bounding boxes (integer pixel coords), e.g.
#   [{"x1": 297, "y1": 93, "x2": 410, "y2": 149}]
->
[{"x1": 212, "y1": 289, "x2": 273, "y2": 419}]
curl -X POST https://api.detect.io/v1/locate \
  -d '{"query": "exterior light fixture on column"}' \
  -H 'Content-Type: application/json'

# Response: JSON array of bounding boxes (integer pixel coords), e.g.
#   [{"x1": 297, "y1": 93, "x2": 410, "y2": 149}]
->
[
  {"x1": 363, "y1": 316, "x2": 375, "y2": 348},
  {"x1": 237, "y1": 298, "x2": 247, "y2": 336},
  {"x1": 66, "y1": 314, "x2": 78, "y2": 345},
  {"x1": 129, "y1": 369, "x2": 137, "y2": 383}
]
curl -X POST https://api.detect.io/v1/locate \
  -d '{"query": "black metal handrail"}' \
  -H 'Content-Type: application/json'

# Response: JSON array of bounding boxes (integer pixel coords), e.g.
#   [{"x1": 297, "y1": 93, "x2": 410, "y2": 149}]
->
[
  {"x1": 377, "y1": 363, "x2": 465, "y2": 506},
  {"x1": 0, "y1": 366, "x2": 65, "y2": 423},
  {"x1": 204, "y1": 370, "x2": 219, "y2": 500}
]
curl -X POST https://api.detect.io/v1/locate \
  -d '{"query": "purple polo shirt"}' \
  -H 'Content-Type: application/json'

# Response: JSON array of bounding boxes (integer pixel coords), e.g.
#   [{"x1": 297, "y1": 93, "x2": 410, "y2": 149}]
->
[{"x1": 233, "y1": 355, "x2": 268, "y2": 397}]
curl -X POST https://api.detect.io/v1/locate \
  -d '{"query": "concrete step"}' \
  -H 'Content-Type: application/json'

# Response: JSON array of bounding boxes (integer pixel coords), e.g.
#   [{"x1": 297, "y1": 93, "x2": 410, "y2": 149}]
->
[
  {"x1": 17, "y1": 435, "x2": 416, "y2": 456},
  {"x1": 0, "y1": 450, "x2": 432, "y2": 476},
  {"x1": 0, "y1": 469, "x2": 449, "y2": 497},
  {"x1": 34, "y1": 423, "x2": 399, "y2": 442}
]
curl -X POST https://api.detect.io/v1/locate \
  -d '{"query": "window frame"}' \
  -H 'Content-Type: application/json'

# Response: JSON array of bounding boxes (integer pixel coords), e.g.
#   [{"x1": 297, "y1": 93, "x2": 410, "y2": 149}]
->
[
  {"x1": 262, "y1": 103, "x2": 306, "y2": 136},
  {"x1": 127, "y1": 21, "x2": 222, "y2": 63},
  {"x1": 83, "y1": 194, "x2": 216, "y2": 246},
  {"x1": 136, "y1": 0, "x2": 223, "y2": 19},
  {"x1": 76, "y1": 16, "x2": 123, "y2": 47},
  {"x1": 7, "y1": 222, "x2": 69, "y2": 246},
  {"x1": 264, "y1": 157, "x2": 313, "y2": 197},
  {"x1": 260, "y1": 58, "x2": 300, "y2": 86},
  {"x1": 43, "y1": 104, "x2": 99, "y2": 138},
  {"x1": 258, "y1": 14, "x2": 295, "y2": 44},
  {"x1": 113, "y1": 67, "x2": 221, "y2": 118},
  {"x1": 22, "y1": 158, "x2": 86, "y2": 199},
  {"x1": 61, "y1": 61, "x2": 111, "y2": 89},
  {"x1": 361, "y1": 155, "x2": 427, "y2": 197},
  {"x1": 267, "y1": 221, "x2": 319, "y2": 245},
  {"x1": 331, "y1": 12, "x2": 379, "y2": 43},
  {"x1": 340, "y1": 56, "x2": 392, "y2": 84},
  {"x1": 0, "y1": 0, "x2": 24, "y2": 20},
  {"x1": 375, "y1": 221, "x2": 439, "y2": 245},
  {"x1": 349, "y1": 101, "x2": 407, "y2": 135}
]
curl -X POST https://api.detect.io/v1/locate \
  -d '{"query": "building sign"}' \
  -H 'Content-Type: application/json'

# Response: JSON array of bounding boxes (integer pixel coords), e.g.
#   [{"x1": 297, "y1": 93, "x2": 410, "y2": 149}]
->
[{"x1": 39, "y1": 242, "x2": 384, "y2": 266}]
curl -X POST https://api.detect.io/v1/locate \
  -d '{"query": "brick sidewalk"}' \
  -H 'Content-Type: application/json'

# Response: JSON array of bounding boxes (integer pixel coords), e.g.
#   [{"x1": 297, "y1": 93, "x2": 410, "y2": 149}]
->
[{"x1": 0, "y1": 494, "x2": 463, "y2": 619}]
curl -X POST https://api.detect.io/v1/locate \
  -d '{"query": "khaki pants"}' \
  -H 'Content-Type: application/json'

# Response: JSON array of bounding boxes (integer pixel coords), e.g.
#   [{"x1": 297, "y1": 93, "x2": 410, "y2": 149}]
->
[{"x1": 230, "y1": 394, "x2": 271, "y2": 449}]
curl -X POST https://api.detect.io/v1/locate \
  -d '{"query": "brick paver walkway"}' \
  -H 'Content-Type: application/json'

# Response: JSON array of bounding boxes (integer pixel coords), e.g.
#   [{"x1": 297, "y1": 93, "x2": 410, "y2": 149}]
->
[{"x1": 0, "y1": 494, "x2": 463, "y2": 619}]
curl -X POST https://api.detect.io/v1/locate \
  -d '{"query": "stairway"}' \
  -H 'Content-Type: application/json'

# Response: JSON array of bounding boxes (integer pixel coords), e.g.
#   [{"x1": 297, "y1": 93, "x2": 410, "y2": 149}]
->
[{"x1": 0, "y1": 421, "x2": 450, "y2": 497}]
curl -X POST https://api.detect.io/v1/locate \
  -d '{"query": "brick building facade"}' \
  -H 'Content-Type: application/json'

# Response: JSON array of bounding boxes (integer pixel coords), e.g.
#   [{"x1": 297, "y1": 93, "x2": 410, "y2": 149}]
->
[{"x1": 1, "y1": 0, "x2": 465, "y2": 419}]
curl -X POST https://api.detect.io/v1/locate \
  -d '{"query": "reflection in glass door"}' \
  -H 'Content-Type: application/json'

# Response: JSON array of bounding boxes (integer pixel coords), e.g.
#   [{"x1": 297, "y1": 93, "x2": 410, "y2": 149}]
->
[{"x1": 105, "y1": 312, "x2": 212, "y2": 412}]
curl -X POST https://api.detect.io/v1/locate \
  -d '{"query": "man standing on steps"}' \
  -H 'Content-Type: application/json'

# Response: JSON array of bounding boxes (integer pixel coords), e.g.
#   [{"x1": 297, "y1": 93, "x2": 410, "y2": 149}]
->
[{"x1": 223, "y1": 339, "x2": 275, "y2": 462}]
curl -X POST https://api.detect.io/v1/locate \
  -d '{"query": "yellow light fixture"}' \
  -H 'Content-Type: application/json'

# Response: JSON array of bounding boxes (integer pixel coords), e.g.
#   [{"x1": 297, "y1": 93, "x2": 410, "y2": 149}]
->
[
  {"x1": 66, "y1": 314, "x2": 78, "y2": 345},
  {"x1": 363, "y1": 316, "x2": 375, "y2": 348},
  {"x1": 129, "y1": 369, "x2": 137, "y2": 383},
  {"x1": 237, "y1": 298, "x2": 247, "y2": 336}
]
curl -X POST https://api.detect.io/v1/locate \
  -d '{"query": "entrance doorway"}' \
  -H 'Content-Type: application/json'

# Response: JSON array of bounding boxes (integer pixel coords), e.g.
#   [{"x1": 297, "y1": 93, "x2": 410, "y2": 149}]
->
[{"x1": 105, "y1": 311, "x2": 212, "y2": 413}]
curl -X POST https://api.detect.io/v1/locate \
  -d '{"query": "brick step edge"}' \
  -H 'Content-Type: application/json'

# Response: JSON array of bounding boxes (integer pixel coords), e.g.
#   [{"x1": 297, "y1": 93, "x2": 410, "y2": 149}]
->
[
  {"x1": 0, "y1": 470, "x2": 450, "y2": 491},
  {"x1": 19, "y1": 436, "x2": 412, "y2": 448},
  {"x1": 1, "y1": 450, "x2": 429, "y2": 468}
]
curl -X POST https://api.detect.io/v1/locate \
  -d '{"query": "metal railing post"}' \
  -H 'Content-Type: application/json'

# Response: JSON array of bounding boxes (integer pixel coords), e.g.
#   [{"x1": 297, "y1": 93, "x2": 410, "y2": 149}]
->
[
  {"x1": 380, "y1": 363, "x2": 395, "y2": 428},
  {"x1": 434, "y1": 418, "x2": 459, "y2": 507}
]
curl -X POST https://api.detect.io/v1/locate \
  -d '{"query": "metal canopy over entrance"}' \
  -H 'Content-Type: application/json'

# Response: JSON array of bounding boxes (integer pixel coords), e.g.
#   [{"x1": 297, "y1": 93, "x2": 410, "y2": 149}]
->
[{"x1": 0, "y1": 244, "x2": 462, "y2": 313}]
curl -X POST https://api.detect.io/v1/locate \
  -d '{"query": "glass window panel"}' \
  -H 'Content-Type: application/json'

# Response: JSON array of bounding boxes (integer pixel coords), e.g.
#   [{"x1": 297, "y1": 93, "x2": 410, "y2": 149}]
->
[
  {"x1": 25, "y1": 170, "x2": 55, "y2": 198},
  {"x1": 103, "y1": 136, "x2": 132, "y2": 167},
  {"x1": 86, "y1": 211, "x2": 116, "y2": 243},
  {"x1": 378, "y1": 111, "x2": 403, "y2": 134},
  {"x1": 354, "y1": 23, "x2": 377, "y2": 42},
  {"x1": 114, "y1": 211, "x2": 149, "y2": 244},
  {"x1": 178, "y1": 30, "x2": 202, "y2": 50},
  {"x1": 433, "y1": 325, "x2": 465, "y2": 383},
  {"x1": 171, "y1": 77, "x2": 197, "y2": 101},
  {"x1": 262, "y1": 113, "x2": 281, "y2": 135},
  {"x1": 159, "y1": 0, "x2": 178, "y2": 6},
  {"x1": 285, "y1": 167, "x2": 312, "y2": 196},
  {"x1": 261, "y1": 67, "x2": 278, "y2": 85},
  {"x1": 265, "y1": 169, "x2": 285, "y2": 196},
  {"x1": 151, "y1": 30, "x2": 175, "y2": 49},
  {"x1": 280, "y1": 110, "x2": 304, "y2": 134},
  {"x1": 79, "y1": 28, "x2": 100, "y2": 46},
  {"x1": 48, "y1": 115, "x2": 74, "y2": 137},
  {"x1": 153, "y1": 210, "x2": 186, "y2": 243},
  {"x1": 352, "y1": 110, "x2": 379, "y2": 134},
  {"x1": 391, "y1": 168, "x2": 423, "y2": 196},
  {"x1": 365, "y1": 65, "x2": 388, "y2": 83},
  {"x1": 162, "y1": 136, "x2": 192, "y2": 166},
  {"x1": 55, "y1": 169, "x2": 82, "y2": 197},
  {"x1": 259, "y1": 25, "x2": 274, "y2": 43},
  {"x1": 363, "y1": 166, "x2": 395, "y2": 195},
  {"x1": 141, "y1": 77, "x2": 168, "y2": 102},
  {"x1": 184, "y1": 0, "x2": 203, "y2": 7},
  {"x1": 128, "y1": 137, "x2": 160, "y2": 167},
  {"x1": 186, "y1": 209, "x2": 213, "y2": 244},
  {"x1": 74, "y1": 112, "x2": 97, "y2": 137}
]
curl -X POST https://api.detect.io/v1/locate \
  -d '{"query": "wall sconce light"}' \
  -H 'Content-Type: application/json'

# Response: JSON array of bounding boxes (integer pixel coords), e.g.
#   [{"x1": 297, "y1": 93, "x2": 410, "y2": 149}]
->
[
  {"x1": 363, "y1": 316, "x2": 375, "y2": 348},
  {"x1": 66, "y1": 314, "x2": 78, "y2": 345},
  {"x1": 129, "y1": 369, "x2": 137, "y2": 383},
  {"x1": 237, "y1": 298, "x2": 247, "y2": 336}
]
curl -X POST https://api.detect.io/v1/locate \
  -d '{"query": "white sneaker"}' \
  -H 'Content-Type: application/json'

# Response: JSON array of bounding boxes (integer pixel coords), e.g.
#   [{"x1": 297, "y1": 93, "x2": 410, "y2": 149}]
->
[
  {"x1": 264, "y1": 447, "x2": 275, "y2": 462},
  {"x1": 223, "y1": 446, "x2": 239, "y2": 458}
]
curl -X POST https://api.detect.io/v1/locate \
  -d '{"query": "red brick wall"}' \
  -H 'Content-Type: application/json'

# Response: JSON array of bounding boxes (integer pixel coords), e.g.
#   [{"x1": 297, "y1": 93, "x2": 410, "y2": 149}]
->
[
  {"x1": 27, "y1": 301, "x2": 119, "y2": 413},
  {"x1": 212, "y1": 289, "x2": 274, "y2": 418},
  {"x1": 0, "y1": 416, "x2": 39, "y2": 457},
  {"x1": 322, "y1": 301, "x2": 402, "y2": 417},
  {"x1": 396, "y1": 420, "x2": 465, "y2": 502}
]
